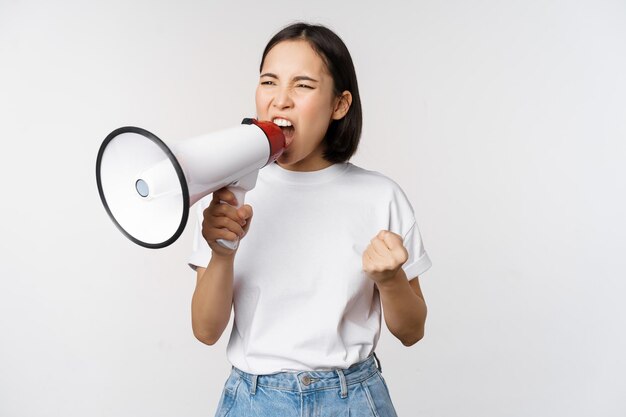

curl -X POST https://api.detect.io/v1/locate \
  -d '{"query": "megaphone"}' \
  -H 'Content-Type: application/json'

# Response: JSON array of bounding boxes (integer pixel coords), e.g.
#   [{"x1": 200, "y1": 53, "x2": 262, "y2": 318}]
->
[{"x1": 96, "y1": 118, "x2": 285, "y2": 249}]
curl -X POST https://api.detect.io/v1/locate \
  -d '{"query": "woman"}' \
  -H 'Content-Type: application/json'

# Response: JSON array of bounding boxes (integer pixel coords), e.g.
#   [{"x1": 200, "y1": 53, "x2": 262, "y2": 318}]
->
[{"x1": 189, "y1": 22, "x2": 432, "y2": 417}]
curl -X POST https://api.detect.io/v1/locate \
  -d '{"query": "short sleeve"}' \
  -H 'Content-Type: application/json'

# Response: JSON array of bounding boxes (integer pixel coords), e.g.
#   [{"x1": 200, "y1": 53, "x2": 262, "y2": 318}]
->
[
  {"x1": 401, "y1": 221, "x2": 432, "y2": 279},
  {"x1": 187, "y1": 197, "x2": 212, "y2": 271},
  {"x1": 387, "y1": 182, "x2": 432, "y2": 279}
]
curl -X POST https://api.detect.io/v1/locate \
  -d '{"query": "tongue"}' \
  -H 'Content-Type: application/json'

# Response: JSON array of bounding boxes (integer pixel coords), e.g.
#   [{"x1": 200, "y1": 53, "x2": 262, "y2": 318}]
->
[{"x1": 280, "y1": 126, "x2": 295, "y2": 148}]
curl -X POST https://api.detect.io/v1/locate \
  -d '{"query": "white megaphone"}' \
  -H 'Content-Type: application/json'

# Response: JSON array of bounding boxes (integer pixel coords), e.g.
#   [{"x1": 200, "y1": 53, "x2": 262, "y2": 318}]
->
[{"x1": 96, "y1": 118, "x2": 285, "y2": 249}]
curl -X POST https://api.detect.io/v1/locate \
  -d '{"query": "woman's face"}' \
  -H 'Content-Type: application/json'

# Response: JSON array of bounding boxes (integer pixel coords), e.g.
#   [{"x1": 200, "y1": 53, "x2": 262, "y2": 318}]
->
[{"x1": 256, "y1": 40, "x2": 350, "y2": 172}]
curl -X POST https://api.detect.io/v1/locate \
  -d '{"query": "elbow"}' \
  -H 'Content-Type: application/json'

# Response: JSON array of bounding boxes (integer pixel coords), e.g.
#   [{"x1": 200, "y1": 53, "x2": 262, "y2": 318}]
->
[
  {"x1": 192, "y1": 327, "x2": 219, "y2": 346},
  {"x1": 198, "y1": 336, "x2": 218, "y2": 346},
  {"x1": 194, "y1": 333, "x2": 218, "y2": 346},
  {"x1": 402, "y1": 329, "x2": 425, "y2": 347},
  {"x1": 192, "y1": 313, "x2": 227, "y2": 346}
]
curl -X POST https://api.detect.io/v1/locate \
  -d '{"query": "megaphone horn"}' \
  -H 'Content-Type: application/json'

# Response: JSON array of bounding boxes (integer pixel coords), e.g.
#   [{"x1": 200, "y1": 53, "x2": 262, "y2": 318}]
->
[{"x1": 96, "y1": 118, "x2": 285, "y2": 249}]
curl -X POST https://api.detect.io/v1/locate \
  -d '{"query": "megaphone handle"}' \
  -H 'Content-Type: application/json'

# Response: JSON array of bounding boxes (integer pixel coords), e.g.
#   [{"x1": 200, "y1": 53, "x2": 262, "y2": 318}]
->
[
  {"x1": 215, "y1": 170, "x2": 259, "y2": 251},
  {"x1": 215, "y1": 188, "x2": 245, "y2": 250}
]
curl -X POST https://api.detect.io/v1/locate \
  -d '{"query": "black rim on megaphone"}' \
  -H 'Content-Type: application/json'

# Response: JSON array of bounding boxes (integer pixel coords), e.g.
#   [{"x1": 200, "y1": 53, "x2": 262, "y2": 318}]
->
[{"x1": 95, "y1": 126, "x2": 190, "y2": 249}]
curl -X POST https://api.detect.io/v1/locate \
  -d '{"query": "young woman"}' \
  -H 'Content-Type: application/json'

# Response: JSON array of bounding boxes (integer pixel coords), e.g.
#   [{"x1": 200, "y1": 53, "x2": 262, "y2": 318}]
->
[{"x1": 189, "y1": 22, "x2": 432, "y2": 417}]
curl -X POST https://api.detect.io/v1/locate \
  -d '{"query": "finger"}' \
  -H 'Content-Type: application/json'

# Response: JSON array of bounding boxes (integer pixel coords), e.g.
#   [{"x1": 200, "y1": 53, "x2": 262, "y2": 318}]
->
[
  {"x1": 378, "y1": 231, "x2": 409, "y2": 264},
  {"x1": 211, "y1": 188, "x2": 238, "y2": 206},
  {"x1": 204, "y1": 203, "x2": 247, "y2": 226},
  {"x1": 237, "y1": 204, "x2": 253, "y2": 221},
  {"x1": 370, "y1": 237, "x2": 391, "y2": 259},
  {"x1": 241, "y1": 214, "x2": 252, "y2": 234},
  {"x1": 239, "y1": 205, "x2": 253, "y2": 233},
  {"x1": 365, "y1": 243, "x2": 386, "y2": 266},
  {"x1": 204, "y1": 226, "x2": 240, "y2": 243},
  {"x1": 363, "y1": 249, "x2": 386, "y2": 273},
  {"x1": 209, "y1": 216, "x2": 246, "y2": 238},
  {"x1": 380, "y1": 230, "x2": 403, "y2": 250}
]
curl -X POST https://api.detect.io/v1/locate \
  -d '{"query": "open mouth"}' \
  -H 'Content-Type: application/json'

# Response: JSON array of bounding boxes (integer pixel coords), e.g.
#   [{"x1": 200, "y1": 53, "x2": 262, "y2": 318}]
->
[
  {"x1": 272, "y1": 118, "x2": 295, "y2": 148},
  {"x1": 280, "y1": 126, "x2": 295, "y2": 147}
]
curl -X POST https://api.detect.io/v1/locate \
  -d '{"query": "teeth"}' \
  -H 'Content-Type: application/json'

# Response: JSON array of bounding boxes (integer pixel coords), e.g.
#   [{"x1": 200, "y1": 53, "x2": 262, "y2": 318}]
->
[{"x1": 272, "y1": 118, "x2": 293, "y2": 127}]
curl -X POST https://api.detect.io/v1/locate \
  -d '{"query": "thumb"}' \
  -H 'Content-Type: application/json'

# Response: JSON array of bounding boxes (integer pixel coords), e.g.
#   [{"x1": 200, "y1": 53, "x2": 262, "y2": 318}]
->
[
  {"x1": 238, "y1": 205, "x2": 253, "y2": 234},
  {"x1": 237, "y1": 205, "x2": 253, "y2": 220}
]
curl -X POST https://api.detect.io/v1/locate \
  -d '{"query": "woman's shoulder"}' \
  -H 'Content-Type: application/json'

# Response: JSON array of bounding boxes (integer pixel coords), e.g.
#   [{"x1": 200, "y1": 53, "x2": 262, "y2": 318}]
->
[
  {"x1": 343, "y1": 163, "x2": 415, "y2": 210},
  {"x1": 344, "y1": 163, "x2": 406, "y2": 192}
]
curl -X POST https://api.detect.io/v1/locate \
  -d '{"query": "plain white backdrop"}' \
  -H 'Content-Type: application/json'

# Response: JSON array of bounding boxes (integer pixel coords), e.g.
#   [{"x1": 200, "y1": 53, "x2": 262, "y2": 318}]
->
[{"x1": 1, "y1": 0, "x2": 625, "y2": 416}]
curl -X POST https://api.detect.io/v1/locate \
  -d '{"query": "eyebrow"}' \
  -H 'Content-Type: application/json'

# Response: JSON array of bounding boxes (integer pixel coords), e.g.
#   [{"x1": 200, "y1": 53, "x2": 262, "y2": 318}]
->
[{"x1": 260, "y1": 73, "x2": 319, "y2": 82}]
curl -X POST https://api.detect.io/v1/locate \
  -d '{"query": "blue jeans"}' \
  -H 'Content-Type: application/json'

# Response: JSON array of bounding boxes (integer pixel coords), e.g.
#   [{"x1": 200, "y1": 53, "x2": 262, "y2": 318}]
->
[{"x1": 214, "y1": 353, "x2": 398, "y2": 417}]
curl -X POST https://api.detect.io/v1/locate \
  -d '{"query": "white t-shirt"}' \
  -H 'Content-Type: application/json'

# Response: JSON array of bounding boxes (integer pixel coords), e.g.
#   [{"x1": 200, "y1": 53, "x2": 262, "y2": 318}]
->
[{"x1": 188, "y1": 162, "x2": 432, "y2": 374}]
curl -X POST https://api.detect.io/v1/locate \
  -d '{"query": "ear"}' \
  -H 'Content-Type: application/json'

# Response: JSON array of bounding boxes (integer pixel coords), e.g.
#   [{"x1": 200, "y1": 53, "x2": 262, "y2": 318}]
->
[{"x1": 332, "y1": 91, "x2": 353, "y2": 121}]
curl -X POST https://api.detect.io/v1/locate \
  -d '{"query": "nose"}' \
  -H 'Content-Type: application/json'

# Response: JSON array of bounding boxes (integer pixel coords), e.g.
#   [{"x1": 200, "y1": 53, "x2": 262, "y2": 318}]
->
[{"x1": 272, "y1": 86, "x2": 293, "y2": 110}]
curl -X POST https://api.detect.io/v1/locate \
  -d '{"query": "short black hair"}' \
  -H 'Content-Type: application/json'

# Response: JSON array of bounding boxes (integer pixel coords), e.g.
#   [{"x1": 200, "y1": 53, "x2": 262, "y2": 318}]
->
[{"x1": 260, "y1": 22, "x2": 362, "y2": 164}]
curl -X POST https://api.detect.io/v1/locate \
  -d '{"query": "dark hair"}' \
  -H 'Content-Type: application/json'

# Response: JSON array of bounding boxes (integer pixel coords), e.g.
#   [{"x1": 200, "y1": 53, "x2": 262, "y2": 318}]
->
[{"x1": 260, "y1": 22, "x2": 362, "y2": 163}]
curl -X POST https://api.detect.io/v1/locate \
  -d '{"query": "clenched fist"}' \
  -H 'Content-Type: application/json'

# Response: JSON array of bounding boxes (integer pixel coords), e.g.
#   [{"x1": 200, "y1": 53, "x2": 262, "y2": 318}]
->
[{"x1": 362, "y1": 230, "x2": 408, "y2": 285}]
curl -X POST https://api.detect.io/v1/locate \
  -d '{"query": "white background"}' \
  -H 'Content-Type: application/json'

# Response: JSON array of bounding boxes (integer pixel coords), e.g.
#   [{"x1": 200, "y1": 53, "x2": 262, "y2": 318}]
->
[{"x1": 1, "y1": 0, "x2": 625, "y2": 416}]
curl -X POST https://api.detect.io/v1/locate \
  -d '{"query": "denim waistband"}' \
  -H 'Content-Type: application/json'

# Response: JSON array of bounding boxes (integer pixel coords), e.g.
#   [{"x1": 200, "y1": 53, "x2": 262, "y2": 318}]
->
[{"x1": 232, "y1": 353, "x2": 381, "y2": 394}]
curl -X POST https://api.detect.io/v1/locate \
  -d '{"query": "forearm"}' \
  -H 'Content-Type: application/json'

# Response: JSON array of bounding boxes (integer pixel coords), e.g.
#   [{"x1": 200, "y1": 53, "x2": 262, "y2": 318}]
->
[
  {"x1": 376, "y1": 269, "x2": 427, "y2": 346},
  {"x1": 191, "y1": 254, "x2": 235, "y2": 345}
]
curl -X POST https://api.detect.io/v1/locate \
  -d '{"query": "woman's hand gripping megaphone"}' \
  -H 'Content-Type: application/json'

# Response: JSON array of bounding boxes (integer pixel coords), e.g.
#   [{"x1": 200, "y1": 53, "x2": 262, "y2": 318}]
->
[{"x1": 202, "y1": 170, "x2": 257, "y2": 256}]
